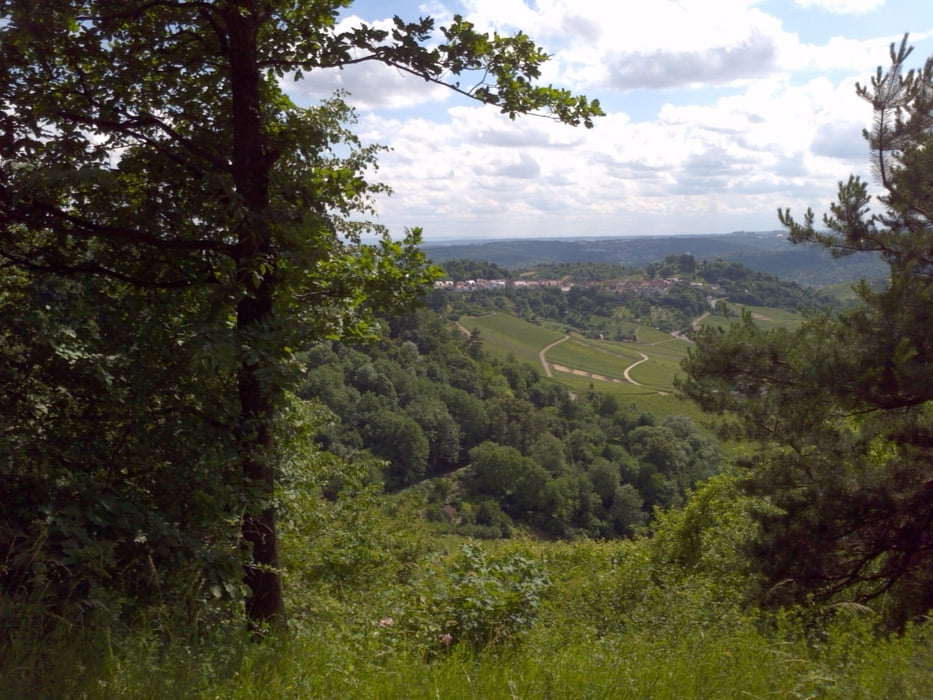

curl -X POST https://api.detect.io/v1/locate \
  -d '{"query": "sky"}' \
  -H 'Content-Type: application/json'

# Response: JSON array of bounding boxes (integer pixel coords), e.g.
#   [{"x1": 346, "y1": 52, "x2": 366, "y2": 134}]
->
[{"x1": 283, "y1": 0, "x2": 933, "y2": 241}]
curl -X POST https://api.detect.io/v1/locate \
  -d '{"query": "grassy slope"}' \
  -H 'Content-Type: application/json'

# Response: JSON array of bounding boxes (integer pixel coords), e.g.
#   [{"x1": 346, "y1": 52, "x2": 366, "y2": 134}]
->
[
  {"x1": 699, "y1": 304, "x2": 804, "y2": 331},
  {"x1": 35, "y1": 535, "x2": 931, "y2": 699},
  {"x1": 461, "y1": 311, "x2": 712, "y2": 421},
  {"x1": 460, "y1": 313, "x2": 564, "y2": 366}
]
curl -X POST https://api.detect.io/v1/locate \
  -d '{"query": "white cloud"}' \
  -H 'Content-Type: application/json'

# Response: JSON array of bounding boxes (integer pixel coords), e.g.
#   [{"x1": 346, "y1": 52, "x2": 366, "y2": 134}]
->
[
  {"x1": 795, "y1": 0, "x2": 886, "y2": 14},
  {"x1": 281, "y1": 14, "x2": 454, "y2": 109},
  {"x1": 605, "y1": 32, "x2": 779, "y2": 90},
  {"x1": 284, "y1": 1, "x2": 926, "y2": 239},
  {"x1": 284, "y1": 59, "x2": 452, "y2": 110},
  {"x1": 779, "y1": 34, "x2": 904, "y2": 73},
  {"x1": 355, "y1": 54, "x2": 880, "y2": 238}
]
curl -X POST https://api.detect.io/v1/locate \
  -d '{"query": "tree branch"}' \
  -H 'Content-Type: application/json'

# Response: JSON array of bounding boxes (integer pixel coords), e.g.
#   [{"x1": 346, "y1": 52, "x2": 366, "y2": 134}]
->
[{"x1": 13, "y1": 200, "x2": 234, "y2": 255}]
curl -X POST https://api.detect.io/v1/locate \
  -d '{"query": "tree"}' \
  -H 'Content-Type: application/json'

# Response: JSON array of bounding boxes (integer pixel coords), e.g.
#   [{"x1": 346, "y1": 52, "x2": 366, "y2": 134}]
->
[
  {"x1": 361, "y1": 407, "x2": 429, "y2": 487},
  {"x1": 0, "y1": 1, "x2": 602, "y2": 628},
  {"x1": 469, "y1": 441, "x2": 549, "y2": 513},
  {"x1": 679, "y1": 36, "x2": 933, "y2": 625}
]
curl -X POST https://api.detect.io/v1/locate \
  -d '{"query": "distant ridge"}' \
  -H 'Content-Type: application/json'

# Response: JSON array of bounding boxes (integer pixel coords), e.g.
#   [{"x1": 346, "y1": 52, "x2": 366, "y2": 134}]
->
[{"x1": 422, "y1": 232, "x2": 885, "y2": 287}]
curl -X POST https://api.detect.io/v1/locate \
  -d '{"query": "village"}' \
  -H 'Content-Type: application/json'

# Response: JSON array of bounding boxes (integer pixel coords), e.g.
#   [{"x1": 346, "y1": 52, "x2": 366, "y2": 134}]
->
[{"x1": 435, "y1": 276, "x2": 725, "y2": 297}]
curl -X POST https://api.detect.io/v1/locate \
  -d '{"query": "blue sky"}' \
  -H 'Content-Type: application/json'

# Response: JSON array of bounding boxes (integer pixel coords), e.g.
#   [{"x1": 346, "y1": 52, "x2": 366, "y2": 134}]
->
[{"x1": 283, "y1": 0, "x2": 933, "y2": 241}]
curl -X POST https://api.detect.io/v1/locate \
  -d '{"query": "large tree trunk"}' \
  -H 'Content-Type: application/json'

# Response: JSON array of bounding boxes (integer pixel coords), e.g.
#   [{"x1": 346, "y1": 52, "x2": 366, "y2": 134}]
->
[
  {"x1": 237, "y1": 284, "x2": 285, "y2": 627},
  {"x1": 227, "y1": 4, "x2": 285, "y2": 628}
]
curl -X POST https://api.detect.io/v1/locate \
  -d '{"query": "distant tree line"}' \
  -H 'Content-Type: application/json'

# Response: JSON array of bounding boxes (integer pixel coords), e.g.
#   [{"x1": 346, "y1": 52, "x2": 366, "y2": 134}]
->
[
  {"x1": 441, "y1": 259, "x2": 512, "y2": 281},
  {"x1": 648, "y1": 255, "x2": 836, "y2": 310},
  {"x1": 448, "y1": 276, "x2": 708, "y2": 333},
  {"x1": 439, "y1": 257, "x2": 833, "y2": 336}
]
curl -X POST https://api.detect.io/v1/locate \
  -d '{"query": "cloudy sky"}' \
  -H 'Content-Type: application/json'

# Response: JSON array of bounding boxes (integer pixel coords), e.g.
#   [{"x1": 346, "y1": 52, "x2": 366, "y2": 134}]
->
[{"x1": 284, "y1": 0, "x2": 933, "y2": 241}]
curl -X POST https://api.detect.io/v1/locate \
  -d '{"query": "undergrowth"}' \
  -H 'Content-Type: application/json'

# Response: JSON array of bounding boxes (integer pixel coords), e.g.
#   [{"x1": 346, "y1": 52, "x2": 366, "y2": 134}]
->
[{"x1": 4, "y1": 469, "x2": 931, "y2": 698}]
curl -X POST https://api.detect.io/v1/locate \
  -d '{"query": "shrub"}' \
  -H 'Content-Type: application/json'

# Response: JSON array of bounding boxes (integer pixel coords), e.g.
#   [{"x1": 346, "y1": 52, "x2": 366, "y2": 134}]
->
[{"x1": 380, "y1": 544, "x2": 550, "y2": 657}]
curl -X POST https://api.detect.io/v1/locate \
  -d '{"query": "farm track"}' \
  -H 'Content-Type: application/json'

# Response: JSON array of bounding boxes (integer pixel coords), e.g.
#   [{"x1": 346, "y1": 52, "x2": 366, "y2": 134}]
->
[
  {"x1": 542, "y1": 336, "x2": 655, "y2": 390},
  {"x1": 455, "y1": 311, "x2": 704, "y2": 395},
  {"x1": 622, "y1": 352, "x2": 650, "y2": 385},
  {"x1": 539, "y1": 336, "x2": 569, "y2": 378}
]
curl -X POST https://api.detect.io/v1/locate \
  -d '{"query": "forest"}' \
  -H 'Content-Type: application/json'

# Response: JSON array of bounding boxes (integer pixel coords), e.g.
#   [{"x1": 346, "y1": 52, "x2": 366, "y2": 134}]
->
[{"x1": 1, "y1": 3, "x2": 932, "y2": 697}]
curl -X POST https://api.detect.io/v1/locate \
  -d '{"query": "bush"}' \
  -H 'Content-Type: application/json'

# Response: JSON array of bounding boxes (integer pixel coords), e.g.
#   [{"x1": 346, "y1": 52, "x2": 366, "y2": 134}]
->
[{"x1": 379, "y1": 544, "x2": 550, "y2": 657}]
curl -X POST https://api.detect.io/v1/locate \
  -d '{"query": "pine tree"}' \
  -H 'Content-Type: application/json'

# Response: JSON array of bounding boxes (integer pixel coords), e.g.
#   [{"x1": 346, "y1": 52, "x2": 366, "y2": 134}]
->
[{"x1": 680, "y1": 35, "x2": 933, "y2": 626}]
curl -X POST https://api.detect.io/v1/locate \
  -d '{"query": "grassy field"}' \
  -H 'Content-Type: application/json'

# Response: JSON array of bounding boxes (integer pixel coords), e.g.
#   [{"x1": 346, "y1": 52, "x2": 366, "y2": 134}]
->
[
  {"x1": 460, "y1": 307, "x2": 805, "y2": 420},
  {"x1": 553, "y1": 373, "x2": 708, "y2": 422},
  {"x1": 820, "y1": 281, "x2": 861, "y2": 302},
  {"x1": 459, "y1": 313, "x2": 564, "y2": 366},
  {"x1": 546, "y1": 338, "x2": 639, "y2": 379},
  {"x1": 547, "y1": 337, "x2": 683, "y2": 392},
  {"x1": 699, "y1": 304, "x2": 804, "y2": 331},
  {"x1": 627, "y1": 356, "x2": 682, "y2": 390},
  {"x1": 459, "y1": 313, "x2": 705, "y2": 419},
  {"x1": 19, "y1": 533, "x2": 930, "y2": 699}
]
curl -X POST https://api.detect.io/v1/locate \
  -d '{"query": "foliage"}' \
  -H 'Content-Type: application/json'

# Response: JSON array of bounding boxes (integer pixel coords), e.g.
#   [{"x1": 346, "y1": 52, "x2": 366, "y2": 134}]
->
[
  {"x1": 518, "y1": 261, "x2": 638, "y2": 282},
  {"x1": 0, "y1": 268, "x2": 242, "y2": 624},
  {"x1": 275, "y1": 396, "x2": 408, "y2": 591},
  {"x1": 447, "y1": 257, "x2": 828, "y2": 339},
  {"x1": 0, "y1": 0, "x2": 599, "y2": 625},
  {"x1": 299, "y1": 306, "x2": 721, "y2": 538},
  {"x1": 680, "y1": 36, "x2": 933, "y2": 626},
  {"x1": 441, "y1": 258, "x2": 512, "y2": 281},
  {"x1": 648, "y1": 254, "x2": 836, "y2": 311},
  {"x1": 423, "y1": 233, "x2": 887, "y2": 286},
  {"x1": 378, "y1": 544, "x2": 550, "y2": 656},
  {"x1": 9, "y1": 530, "x2": 932, "y2": 698}
]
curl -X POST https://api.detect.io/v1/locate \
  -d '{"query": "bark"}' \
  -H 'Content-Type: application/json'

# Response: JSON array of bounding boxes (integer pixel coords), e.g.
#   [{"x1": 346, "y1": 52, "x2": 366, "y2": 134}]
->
[{"x1": 227, "y1": 3, "x2": 285, "y2": 628}]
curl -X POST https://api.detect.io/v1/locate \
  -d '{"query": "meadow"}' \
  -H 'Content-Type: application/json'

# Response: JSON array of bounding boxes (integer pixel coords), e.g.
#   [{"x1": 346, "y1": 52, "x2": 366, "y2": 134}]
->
[
  {"x1": 459, "y1": 313, "x2": 565, "y2": 367},
  {"x1": 8, "y1": 303, "x2": 929, "y2": 699},
  {"x1": 698, "y1": 304, "x2": 805, "y2": 331},
  {"x1": 10, "y1": 495, "x2": 930, "y2": 699},
  {"x1": 461, "y1": 312, "x2": 711, "y2": 419}
]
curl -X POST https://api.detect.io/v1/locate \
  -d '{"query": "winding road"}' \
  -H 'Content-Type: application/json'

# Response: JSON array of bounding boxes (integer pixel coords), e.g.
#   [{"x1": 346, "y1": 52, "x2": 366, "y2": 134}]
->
[
  {"x1": 539, "y1": 335, "x2": 650, "y2": 388},
  {"x1": 455, "y1": 311, "x2": 709, "y2": 395},
  {"x1": 538, "y1": 336, "x2": 569, "y2": 378},
  {"x1": 622, "y1": 352, "x2": 650, "y2": 386}
]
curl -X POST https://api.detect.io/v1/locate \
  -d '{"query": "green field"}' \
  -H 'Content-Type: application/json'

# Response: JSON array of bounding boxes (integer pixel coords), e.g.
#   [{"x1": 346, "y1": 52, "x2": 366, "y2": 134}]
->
[
  {"x1": 460, "y1": 307, "x2": 802, "y2": 419},
  {"x1": 553, "y1": 373, "x2": 708, "y2": 422},
  {"x1": 459, "y1": 313, "x2": 701, "y2": 418},
  {"x1": 634, "y1": 326, "x2": 680, "y2": 344},
  {"x1": 627, "y1": 357, "x2": 682, "y2": 390},
  {"x1": 700, "y1": 304, "x2": 804, "y2": 331},
  {"x1": 460, "y1": 313, "x2": 564, "y2": 366},
  {"x1": 546, "y1": 338, "x2": 639, "y2": 379},
  {"x1": 546, "y1": 336, "x2": 684, "y2": 393}
]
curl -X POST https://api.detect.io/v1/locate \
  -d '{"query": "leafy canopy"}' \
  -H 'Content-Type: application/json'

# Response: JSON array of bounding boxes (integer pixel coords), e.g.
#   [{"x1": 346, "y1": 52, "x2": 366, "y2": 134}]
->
[{"x1": 0, "y1": 0, "x2": 602, "y2": 627}]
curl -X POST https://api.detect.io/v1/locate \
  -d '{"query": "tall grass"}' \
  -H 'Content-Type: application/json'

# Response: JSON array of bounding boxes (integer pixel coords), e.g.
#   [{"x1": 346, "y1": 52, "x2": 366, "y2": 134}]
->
[
  {"x1": 5, "y1": 470, "x2": 927, "y2": 698},
  {"x1": 9, "y1": 534, "x2": 930, "y2": 699}
]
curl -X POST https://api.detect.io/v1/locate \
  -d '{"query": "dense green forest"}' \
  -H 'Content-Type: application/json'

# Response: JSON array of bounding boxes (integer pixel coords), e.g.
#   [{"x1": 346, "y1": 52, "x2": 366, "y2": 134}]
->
[
  {"x1": 298, "y1": 306, "x2": 719, "y2": 538},
  {"x1": 288, "y1": 256, "x2": 832, "y2": 542},
  {"x1": 2, "y1": 3, "x2": 932, "y2": 696}
]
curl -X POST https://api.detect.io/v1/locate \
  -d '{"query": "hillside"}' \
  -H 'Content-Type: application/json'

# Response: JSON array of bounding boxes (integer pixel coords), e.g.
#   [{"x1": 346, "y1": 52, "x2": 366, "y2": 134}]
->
[
  {"x1": 423, "y1": 231, "x2": 886, "y2": 287},
  {"x1": 290, "y1": 257, "x2": 829, "y2": 543}
]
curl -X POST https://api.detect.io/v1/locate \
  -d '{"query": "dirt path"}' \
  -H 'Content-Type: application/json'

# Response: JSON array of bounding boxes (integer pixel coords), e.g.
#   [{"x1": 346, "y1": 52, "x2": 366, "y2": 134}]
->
[
  {"x1": 549, "y1": 363, "x2": 628, "y2": 384},
  {"x1": 691, "y1": 312, "x2": 710, "y2": 332},
  {"x1": 543, "y1": 338, "x2": 650, "y2": 388},
  {"x1": 539, "y1": 336, "x2": 569, "y2": 378},
  {"x1": 623, "y1": 352, "x2": 650, "y2": 386},
  {"x1": 456, "y1": 315, "x2": 682, "y2": 394}
]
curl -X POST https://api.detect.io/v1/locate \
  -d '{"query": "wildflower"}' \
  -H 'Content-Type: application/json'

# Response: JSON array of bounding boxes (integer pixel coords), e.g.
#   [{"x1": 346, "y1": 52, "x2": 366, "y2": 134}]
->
[
  {"x1": 378, "y1": 617, "x2": 394, "y2": 627},
  {"x1": 441, "y1": 633, "x2": 453, "y2": 646}
]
